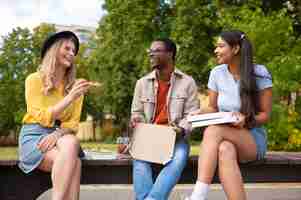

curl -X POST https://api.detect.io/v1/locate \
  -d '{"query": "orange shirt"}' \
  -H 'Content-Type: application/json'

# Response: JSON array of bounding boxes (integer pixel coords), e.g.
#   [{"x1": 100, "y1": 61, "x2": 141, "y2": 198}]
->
[{"x1": 153, "y1": 80, "x2": 170, "y2": 125}]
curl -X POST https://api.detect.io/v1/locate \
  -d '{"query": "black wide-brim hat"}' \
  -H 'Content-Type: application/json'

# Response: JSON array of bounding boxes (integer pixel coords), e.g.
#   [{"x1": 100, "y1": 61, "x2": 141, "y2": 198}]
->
[{"x1": 41, "y1": 30, "x2": 79, "y2": 59}]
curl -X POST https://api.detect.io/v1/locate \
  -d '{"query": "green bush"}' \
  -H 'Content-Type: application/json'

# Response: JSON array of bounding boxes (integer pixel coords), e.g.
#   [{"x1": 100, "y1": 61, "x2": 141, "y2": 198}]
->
[{"x1": 266, "y1": 104, "x2": 301, "y2": 151}]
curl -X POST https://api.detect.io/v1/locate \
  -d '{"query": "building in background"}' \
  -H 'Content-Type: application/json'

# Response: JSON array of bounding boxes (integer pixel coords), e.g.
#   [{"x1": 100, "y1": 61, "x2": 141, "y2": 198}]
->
[
  {"x1": 54, "y1": 24, "x2": 96, "y2": 43},
  {"x1": 0, "y1": 23, "x2": 96, "y2": 49}
]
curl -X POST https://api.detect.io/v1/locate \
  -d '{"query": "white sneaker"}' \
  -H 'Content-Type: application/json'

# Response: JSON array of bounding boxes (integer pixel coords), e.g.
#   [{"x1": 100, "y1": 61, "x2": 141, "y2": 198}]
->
[{"x1": 184, "y1": 196, "x2": 207, "y2": 200}]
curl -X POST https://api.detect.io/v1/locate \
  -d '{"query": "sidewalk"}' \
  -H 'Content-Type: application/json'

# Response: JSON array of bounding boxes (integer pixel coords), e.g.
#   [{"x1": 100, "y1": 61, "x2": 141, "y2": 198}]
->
[{"x1": 38, "y1": 183, "x2": 301, "y2": 200}]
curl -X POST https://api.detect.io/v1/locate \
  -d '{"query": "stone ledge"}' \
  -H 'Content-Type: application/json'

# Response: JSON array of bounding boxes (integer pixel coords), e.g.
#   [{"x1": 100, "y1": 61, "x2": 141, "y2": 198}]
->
[{"x1": 2, "y1": 152, "x2": 301, "y2": 166}]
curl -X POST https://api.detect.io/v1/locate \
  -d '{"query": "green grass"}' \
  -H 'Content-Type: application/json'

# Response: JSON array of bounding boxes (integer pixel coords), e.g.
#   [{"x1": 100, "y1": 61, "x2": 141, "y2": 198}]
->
[
  {"x1": 190, "y1": 142, "x2": 201, "y2": 156},
  {"x1": 0, "y1": 142, "x2": 202, "y2": 160},
  {"x1": 81, "y1": 142, "x2": 118, "y2": 152},
  {"x1": 0, "y1": 146, "x2": 19, "y2": 160}
]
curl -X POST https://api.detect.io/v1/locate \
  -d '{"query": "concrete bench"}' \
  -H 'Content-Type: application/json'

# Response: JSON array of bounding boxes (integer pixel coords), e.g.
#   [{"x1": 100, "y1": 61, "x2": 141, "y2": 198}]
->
[{"x1": 1, "y1": 152, "x2": 301, "y2": 200}]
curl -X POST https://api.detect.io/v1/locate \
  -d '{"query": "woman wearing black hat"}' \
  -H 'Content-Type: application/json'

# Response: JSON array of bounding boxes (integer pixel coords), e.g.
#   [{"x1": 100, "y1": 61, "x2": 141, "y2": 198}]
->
[{"x1": 18, "y1": 31, "x2": 91, "y2": 200}]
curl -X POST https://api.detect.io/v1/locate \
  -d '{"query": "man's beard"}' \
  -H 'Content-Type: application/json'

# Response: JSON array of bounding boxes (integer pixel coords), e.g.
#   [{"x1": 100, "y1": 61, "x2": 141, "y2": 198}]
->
[
  {"x1": 150, "y1": 56, "x2": 164, "y2": 70},
  {"x1": 152, "y1": 64, "x2": 163, "y2": 70}
]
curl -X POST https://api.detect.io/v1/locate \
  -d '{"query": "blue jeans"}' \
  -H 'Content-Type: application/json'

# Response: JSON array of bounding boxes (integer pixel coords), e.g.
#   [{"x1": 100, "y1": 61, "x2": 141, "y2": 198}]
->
[{"x1": 133, "y1": 138, "x2": 190, "y2": 200}]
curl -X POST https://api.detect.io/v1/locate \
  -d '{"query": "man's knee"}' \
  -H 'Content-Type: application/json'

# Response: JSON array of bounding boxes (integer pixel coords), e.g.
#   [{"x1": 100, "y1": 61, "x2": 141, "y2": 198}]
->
[
  {"x1": 133, "y1": 160, "x2": 151, "y2": 173},
  {"x1": 173, "y1": 142, "x2": 189, "y2": 164}
]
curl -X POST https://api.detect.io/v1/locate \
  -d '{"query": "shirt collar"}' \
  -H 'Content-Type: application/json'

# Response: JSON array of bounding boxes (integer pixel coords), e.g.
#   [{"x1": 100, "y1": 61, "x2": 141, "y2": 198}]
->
[{"x1": 145, "y1": 68, "x2": 184, "y2": 80}]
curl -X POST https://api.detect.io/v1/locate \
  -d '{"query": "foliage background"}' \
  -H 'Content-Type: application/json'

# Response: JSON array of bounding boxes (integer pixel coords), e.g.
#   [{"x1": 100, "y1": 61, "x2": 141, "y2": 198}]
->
[{"x1": 1, "y1": 0, "x2": 301, "y2": 150}]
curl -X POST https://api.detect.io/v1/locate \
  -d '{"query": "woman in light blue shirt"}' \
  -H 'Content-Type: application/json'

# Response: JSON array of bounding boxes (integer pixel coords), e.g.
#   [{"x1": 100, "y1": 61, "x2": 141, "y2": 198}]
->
[{"x1": 186, "y1": 30, "x2": 272, "y2": 200}]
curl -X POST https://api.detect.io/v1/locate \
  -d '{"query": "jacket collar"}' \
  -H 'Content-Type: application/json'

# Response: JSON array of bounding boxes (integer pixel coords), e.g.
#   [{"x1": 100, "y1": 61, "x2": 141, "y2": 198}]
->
[{"x1": 145, "y1": 68, "x2": 184, "y2": 80}]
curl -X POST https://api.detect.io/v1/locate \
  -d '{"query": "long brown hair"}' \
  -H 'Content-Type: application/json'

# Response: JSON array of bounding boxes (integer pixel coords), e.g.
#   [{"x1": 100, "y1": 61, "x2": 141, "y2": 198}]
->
[
  {"x1": 38, "y1": 38, "x2": 76, "y2": 96},
  {"x1": 220, "y1": 30, "x2": 258, "y2": 128}
]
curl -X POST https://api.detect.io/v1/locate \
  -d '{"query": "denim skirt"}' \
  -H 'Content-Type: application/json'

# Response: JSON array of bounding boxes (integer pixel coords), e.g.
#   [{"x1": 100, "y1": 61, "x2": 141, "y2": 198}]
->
[
  {"x1": 18, "y1": 124, "x2": 56, "y2": 174},
  {"x1": 250, "y1": 127, "x2": 267, "y2": 160}
]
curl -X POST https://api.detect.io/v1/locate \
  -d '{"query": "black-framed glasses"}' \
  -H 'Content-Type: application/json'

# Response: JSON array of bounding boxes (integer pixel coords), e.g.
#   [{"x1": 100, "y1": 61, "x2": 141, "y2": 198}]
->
[{"x1": 146, "y1": 48, "x2": 168, "y2": 54}]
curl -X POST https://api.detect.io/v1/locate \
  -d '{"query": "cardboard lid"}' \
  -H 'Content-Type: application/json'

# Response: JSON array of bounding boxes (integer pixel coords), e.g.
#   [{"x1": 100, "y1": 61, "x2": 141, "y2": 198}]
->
[{"x1": 129, "y1": 123, "x2": 176, "y2": 164}]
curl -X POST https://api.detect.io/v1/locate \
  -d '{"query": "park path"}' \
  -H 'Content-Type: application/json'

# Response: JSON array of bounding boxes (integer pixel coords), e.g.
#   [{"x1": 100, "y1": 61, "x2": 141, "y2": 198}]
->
[{"x1": 38, "y1": 183, "x2": 301, "y2": 200}]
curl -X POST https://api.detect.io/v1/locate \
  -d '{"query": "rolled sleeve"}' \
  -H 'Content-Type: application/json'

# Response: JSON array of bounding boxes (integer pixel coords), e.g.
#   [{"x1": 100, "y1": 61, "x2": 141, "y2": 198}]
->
[
  {"x1": 255, "y1": 65, "x2": 273, "y2": 90},
  {"x1": 131, "y1": 79, "x2": 146, "y2": 122},
  {"x1": 60, "y1": 95, "x2": 84, "y2": 133},
  {"x1": 24, "y1": 74, "x2": 54, "y2": 127},
  {"x1": 178, "y1": 78, "x2": 200, "y2": 137},
  {"x1": 60, "y1": 121, "x2": 79, "y2": 133},
  {"x1": 27, "y1": 107, "x2": 53, "y2": 127},
  {"x1": 207, "y1": 70, "x2": 218, "y2": 92}
]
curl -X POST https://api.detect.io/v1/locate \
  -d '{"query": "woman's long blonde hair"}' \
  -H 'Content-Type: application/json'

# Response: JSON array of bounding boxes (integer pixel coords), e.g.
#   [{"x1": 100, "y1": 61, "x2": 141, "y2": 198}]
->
[{"x1": 38, "y1": 38, "x2": 76, "y2": 96}]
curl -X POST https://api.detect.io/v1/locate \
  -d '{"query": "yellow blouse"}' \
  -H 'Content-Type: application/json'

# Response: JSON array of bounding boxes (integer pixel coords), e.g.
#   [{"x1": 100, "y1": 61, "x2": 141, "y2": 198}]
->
[{"x1": 22, "y1": 72, "x2": 84, "y2": 132}]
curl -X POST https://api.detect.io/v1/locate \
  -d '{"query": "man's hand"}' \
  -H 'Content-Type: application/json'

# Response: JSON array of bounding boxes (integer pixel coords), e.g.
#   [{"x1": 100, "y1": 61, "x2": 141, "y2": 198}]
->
[
  {"x1": 130, "y1": 117, "x2": 143, "y2": 129},
  {"x1": 170, "y1": 122, "x2": 184, "y2": 139}
]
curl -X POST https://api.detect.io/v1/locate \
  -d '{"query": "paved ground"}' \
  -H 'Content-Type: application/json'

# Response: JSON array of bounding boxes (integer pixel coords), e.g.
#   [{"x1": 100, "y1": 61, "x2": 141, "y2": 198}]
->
[{"x1": 38, "y1": 183, "x2": 301, "y2": 200}]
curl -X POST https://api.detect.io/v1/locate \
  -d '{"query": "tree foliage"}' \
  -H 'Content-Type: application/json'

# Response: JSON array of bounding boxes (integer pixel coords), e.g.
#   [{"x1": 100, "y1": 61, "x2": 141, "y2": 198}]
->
[
  {"x1": 86, "y1": 0, "x2": 301, "y2": 145},
  {"x1": 171, "y1": 0, "x2": 219, "y2": 86},
  {"x1": 88, "y1": 0, "x2": 159, "y2": 128},
  {"x1": 32, "y1": 23, "x2": 56, "y2": 65},
  {"x1": 0, "y1": 28, "x2": 34, "y2": 134},
  {"x1": 1, "y1": 1, "x2": 301, "y2": 150},
  {"x1": 217, "y1": 5, "x2": 301, "y2": 96},
  {"x1": 215, "y1": 3, "x2": 301, "y2": 150},
  {"x1": 0, "y1": 24, "x2": 55, "y2": 135}
]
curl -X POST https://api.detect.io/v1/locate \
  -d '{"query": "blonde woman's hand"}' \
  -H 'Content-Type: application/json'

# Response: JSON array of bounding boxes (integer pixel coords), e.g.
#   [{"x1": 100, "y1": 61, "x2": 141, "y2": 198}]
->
[
  {"x1": 68, "y1": 79, "x2": 91, "y2": 100},
  {"x1": 231, "y1": 112, "x2": 246, "y2": 128},
  {"x1": 37, "y1": 132, "x2": 59, "y2": 153}
]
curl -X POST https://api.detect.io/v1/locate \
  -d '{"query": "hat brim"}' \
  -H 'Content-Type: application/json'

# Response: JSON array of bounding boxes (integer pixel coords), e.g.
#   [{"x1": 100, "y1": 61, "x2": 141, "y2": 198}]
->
[{"x1": 41, "y1": 31, "x2": 79, "y2": 59}]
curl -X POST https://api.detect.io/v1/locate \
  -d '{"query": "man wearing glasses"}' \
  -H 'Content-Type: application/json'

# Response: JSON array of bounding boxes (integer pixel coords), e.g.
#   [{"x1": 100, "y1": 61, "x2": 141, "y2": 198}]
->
[{"x1": 131, "y1": 38, "x2": 199, "y2": 200}]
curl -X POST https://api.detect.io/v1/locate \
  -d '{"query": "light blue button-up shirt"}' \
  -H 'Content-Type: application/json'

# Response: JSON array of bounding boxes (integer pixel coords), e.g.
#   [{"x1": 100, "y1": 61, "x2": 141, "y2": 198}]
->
[{"x1": 208, "y1": 64, "x2": 272, "y2": 112}]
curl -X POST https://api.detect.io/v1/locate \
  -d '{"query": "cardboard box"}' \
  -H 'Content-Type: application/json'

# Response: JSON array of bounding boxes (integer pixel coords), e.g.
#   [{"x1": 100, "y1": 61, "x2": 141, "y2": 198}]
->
[{"x1": 129, "y1": 123, "x2": 176, "y2": 165}]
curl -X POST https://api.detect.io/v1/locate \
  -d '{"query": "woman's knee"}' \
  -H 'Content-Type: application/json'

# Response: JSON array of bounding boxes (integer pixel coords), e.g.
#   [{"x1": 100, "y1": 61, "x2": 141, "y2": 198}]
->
[
  {"x1": 38, "y1": 148, "x2": 59, "y2": 172},
  {"x1": 76, "y1": 158, "x2": 82, "y2": 168},
  {"x1": 75, "y1": 158, "x2": 82, "y2": 175},
  {"x1": 57, "y1": 135, "x2": 80, "y2": 155},
  {"x1": 218, "y1": 141, "x2": 237, "y2": 162},
  {"x1": 203, "y1": 125, "x2": 224, "y2": 141}
]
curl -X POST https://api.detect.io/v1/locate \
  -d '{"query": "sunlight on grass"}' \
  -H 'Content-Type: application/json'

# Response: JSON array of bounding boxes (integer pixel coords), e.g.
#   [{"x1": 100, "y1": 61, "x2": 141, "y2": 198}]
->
[
  {"x1": 81, "y1": 142, "x2": 117, "y2": 152},
  {"x1": 190, "y1": 143, "x2": 200, "y2": 156},
  {"x1": 0, "y1": 147, "x2": 18, "y2": 160},
  {"x1": 0, "y1": 142, "x2": 201, "y2": 160}
]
